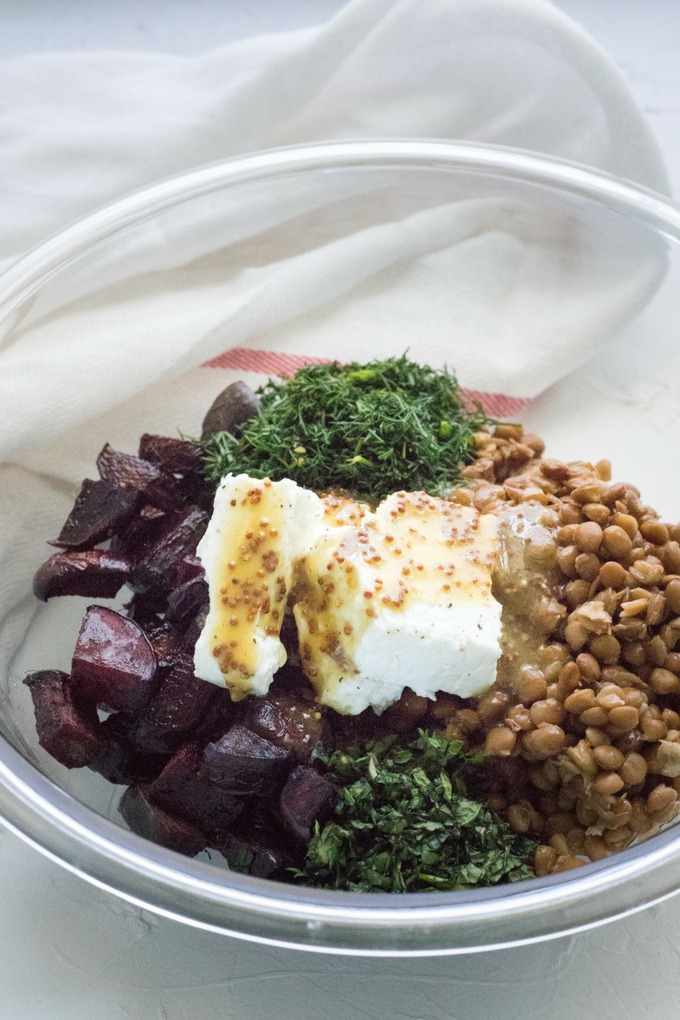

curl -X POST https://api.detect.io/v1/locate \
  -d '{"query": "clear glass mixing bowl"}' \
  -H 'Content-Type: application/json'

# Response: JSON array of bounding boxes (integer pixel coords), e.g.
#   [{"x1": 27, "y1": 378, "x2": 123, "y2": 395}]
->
[{"x1": 1, "y1": 140, "x2": 680, "y2": 956}]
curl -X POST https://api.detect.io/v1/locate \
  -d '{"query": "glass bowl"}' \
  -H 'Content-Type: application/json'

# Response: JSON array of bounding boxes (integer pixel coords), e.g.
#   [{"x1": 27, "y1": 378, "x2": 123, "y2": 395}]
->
[{"x1": 1, "y1": 140, "x2": 680, "y2": 956}]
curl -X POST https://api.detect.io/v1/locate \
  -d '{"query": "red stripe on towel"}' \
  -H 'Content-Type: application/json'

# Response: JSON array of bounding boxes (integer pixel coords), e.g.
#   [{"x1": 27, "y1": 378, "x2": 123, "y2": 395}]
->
[{"x1": 203, "y1": 348, "x2": 529, "y2": 419}]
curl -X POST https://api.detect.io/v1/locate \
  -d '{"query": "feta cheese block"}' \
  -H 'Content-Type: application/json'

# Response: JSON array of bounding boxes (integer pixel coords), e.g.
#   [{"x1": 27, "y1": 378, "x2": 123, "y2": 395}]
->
[
  {"x1": 194, "y1": 476, "x2": 503, "y2": 715},
  {"x1": 293, "y1": 491, "x2": 502, "y2": 714},
  {"x1": 193, "y1": 474, "x2": 325, "y2": 699}
]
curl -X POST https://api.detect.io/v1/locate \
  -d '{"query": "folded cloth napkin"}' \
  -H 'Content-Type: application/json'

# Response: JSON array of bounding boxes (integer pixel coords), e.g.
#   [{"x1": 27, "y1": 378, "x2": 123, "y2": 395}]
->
[{"x1": 0, "y1": 0, "x2": 670, "y2": 730}]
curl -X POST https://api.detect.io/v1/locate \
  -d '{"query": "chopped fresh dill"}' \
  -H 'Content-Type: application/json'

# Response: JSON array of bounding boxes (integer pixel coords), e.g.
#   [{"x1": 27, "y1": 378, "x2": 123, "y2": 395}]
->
[
  {"x1": 293, "y1": 730, "x2": 537, "y2": 893},
  {"x1": 202, "y1": 355, "x2": 494, "y2": 501}
]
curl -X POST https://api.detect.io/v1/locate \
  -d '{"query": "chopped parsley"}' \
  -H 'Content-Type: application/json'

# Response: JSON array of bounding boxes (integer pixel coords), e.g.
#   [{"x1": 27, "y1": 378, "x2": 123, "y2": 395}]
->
[
  {"x1": 202, "y1": 355, "x2": 493, "y2": 502},
  {"x1": 295, "y1": 731, "x2": 537, "y2": 893}
]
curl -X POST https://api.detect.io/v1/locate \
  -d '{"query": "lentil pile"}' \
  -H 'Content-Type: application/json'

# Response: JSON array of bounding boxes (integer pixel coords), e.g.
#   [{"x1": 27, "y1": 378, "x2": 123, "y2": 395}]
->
[{"x1": 436, "y1": 424, "x2": 680, "y2": 875}]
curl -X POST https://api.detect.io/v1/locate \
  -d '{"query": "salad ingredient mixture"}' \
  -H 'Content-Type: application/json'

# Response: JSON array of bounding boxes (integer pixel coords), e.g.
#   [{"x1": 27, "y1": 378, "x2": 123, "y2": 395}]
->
[{"x1": 22, "y1": 356, "x2": 680, "y2": 890}]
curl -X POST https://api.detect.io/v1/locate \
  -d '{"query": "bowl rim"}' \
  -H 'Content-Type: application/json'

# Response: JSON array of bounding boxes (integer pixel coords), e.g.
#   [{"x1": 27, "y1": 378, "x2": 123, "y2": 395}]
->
[{"x1": 2, "y1": 137, "x2": 680, "y2": 955}]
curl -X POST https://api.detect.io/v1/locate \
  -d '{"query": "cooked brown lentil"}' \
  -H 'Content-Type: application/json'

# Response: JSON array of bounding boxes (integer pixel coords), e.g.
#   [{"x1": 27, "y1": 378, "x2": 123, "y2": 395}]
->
[{"x1": 440, "y1": 422, "x2": 680, "y2": 875}]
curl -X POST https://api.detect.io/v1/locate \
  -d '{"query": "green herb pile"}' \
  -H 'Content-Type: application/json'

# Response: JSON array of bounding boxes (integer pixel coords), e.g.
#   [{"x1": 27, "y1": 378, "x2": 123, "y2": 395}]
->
[
  {"x1": 202, "y1": 355, "x2": 493, "y2": 501},
  {"x1": 296, "y1": 731, "x2": 537, "y2": 893}
]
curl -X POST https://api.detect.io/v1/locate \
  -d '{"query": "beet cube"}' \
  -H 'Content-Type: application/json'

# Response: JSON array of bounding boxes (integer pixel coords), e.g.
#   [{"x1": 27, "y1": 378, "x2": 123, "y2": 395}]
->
[
  {"x1": 279, "y1": 765, "x2": 338, "y2": 843},
  {"x1": 202, "y1": 725, "x2": 292, "y2": 796},
  {"x1": 23, "y1": 669, "x2": 105, "y2": 768},
  {"x1": 179, "y1": 600, "x2": 210, "y2": 655},
  {"x1": 97, "y1": 443, "x2": 163, "y2": 490},
  {"x1": 138, "y1": 434, "x2": 204, "y2": 474},
  {"x1": 130, "y1": 653, "x2": 218, "y2": 754},
  {"x1": 165, "y1": 575, "x2": 209, "y2": 626},
  {"x1": 191, "y1": 685, "x2": 239, "y2": 743},
  {"x1": 201, "y1": 381, "x2": 261, "y2": 441},
  {"x1": 111, "y1": 504, "x2": 166, "y2": 558},
  {"x1": 174, "y1": 554, "x2": 205, "y2": 586},
  {"x1": 118, "y1": 784, "x2": 206, "y2": 857},
  {"x1": 129, "y1": 506, "x2": 208, "y2": 596},
  {"x1": 71, "y1": 605, "x2": 158, "y2": 712},
  {"x1": 148, "y1": 743, "x2": 243, "y2": 831},
  {"x1": 33, "y1": 549, "x2": 132, "y2": 602},
  {"x1": 146, "y1": 624, "x2": 182, "y2": 670},
  {"x1": 245, "y1": 694, "x2": 325, "y2": 762},
  {"x1": 210, "y1": 824, "x2": 294, "y2": 879},
  {"x1": 88, "y1": 713, "x2": 169, "y2": 785},
  {"x1": 51, "y1": 478, "x2": 139, "y2": 549}
]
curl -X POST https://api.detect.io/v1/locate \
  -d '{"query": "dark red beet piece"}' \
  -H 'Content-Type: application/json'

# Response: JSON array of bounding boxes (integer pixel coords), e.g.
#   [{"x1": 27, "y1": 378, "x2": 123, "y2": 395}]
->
[
  {"x1": 138, "y1": 434, "x2": 204, "y2": 474},
  {"x1": 88, "y1": 713, "x2": 169, "y2": 785},
  {"x1": 245, "y1": 693, "x2": 325, "y2": 762},
  {"x1": 279, "y1": 765, "x2": 338, "y2": 843},
  {"x1": 191, "y1": 684, "x2": 239, "y2": 743},
  {"x1": 33, "y1": 549, "x2": 132, "y2": 602},
  {"x1": 130, "y1": 653, "x2": 218, "y2": 754},
  {"x1": 111, "y1": 504, "x2": 166, "y2": 558},
  {"x1": 210, "y1": 824, "x2": 294, "y2": 879},
  {"x1": 51, "y1": 478, "x2": 139, "y2": 549},
  {"x1": 174, "y1": 554, "x2": 205, "y2": 586},
  {"x1": 165, "y1": 575, "x2": 209, "y2": 626},
  {"x1": 129, "y1": 506, "x2": 208, "y2": 596},
  {"x1": 201, "y1": 381, "x2": 261, "y2": 441},
  {"x1": 148, "y1": 743, "x2": 243, "y2": 831},
  {"x1": 97, "y1": 443, "x2": 185, "y2": 512},
  {"x1": 146, "y1": 624, "x2": 182, "y2": 670},
  {"x1": 97, "y1": 442, "x2": 162, "y2": 490},
  {"x1": 118, "y1": 784, "x2": 206, "y2": 856},
  {"x1": 202, "y1": 725, "x2": 292, "y2": 796},
  {"x1": 23, "y1": 670, "x2": 105, "y2": 768},
  {"x1": 180, "y1": 600, "x2": 210, "y2": 654},
  {"x1": 71, "y1": 605, "x2": 158, "y2": 712}
]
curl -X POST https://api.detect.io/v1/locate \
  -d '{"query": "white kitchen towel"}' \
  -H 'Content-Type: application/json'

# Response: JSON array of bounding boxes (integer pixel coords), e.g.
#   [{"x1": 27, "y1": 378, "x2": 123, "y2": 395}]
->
[{"x1": 0, "y1": 0, "x2": 671, "y2": 704}]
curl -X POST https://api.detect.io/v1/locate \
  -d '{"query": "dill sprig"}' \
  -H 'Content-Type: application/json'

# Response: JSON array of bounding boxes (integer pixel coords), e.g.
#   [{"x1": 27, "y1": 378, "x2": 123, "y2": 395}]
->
[
  {"x1": 202, "y1": 355, "x2": 493, "y2": 501},
  {"x1": 294, "y1": 731, "x2": 537, "y2": 893}
]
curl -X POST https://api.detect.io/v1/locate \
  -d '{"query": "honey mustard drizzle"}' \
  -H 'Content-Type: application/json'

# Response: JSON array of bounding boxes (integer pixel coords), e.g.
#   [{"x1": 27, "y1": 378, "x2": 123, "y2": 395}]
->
[
  {"x1": 294, "y1": 491, "x2": 500, "y2": 696},
  {"x1": 208, "y1": 479, "x2": 287, "y2": 698}
]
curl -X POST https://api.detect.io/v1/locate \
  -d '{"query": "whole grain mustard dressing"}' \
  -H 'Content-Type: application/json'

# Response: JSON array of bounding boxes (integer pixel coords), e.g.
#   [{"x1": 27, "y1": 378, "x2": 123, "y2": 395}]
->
[
  {"x1": 293, "y1": 492, "x2": 500, "y2": 697},
  {"x1": 207, "y1": 479, "x2": 287, "y2": 698},
  {"x1": 492, "y1": 501, "x2": 564, "y2": 689}
]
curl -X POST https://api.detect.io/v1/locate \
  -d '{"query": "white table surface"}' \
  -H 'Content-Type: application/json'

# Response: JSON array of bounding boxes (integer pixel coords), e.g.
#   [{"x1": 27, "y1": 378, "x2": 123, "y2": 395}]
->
[{"x1": 3, "y1": 3, "x2": 680, "y2": 1017}]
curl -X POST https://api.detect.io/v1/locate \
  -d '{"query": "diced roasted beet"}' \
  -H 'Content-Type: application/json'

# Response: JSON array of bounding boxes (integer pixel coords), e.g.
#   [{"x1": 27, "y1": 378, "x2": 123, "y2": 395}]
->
[
  {"x1": 33, "y1": 549, "x2": 133, "y2": 602},
  {"x1": 191, "y1": 684, "x2": 239, "y2": 743},
  {"x1": 140, "y1": 474, "x2": 190, "y2": 512},
  {"x1": 124, "y1": 593, "x2": 167, "y2": 630},
  {"x1": 146, "y1": 624, "x2": 182, "y2": 670},
  {"x1": 23, "y1": 670, "x2": 105, "y2": 769},
  {"x1": 71, "y1": 605, "x2": 158, "y2": 712},
  {"x1": 279, "y1": 765, "x2": 338, "y2": 843},
  {"x1": 245, "y1": 693, "x2": 325, "y2": 762},
  {"x1": 129, "y1": 654, "x2": 218, "y2": 754},
  {"x1": 165, "y1": 575, "x2": 209, "y2": 626},
  {"x1": 201, "y1": 381, "x2": 261, "y2": 441},
  {"x1": 202, "y1": 725, "x2": 293, "y2": 796},
  {"x1": 129, "y1": 506, "x2": 208, "y2": 596},
  {"x1": 111, "y1": 504, "x2": 166, "y2": 558},
  {"x1": 210, "y1": 823, "x2": 294, "y2": 879},
  {"x1": 148, "y1": 743, "x2": 243, "y2": 831},
  {"x1": 180, "y1": 600, "x2": 210, "y2": 654},
  {"x1": 51, "y1": 478, "x2": 140, "y2": 550},
  {"x1": 88, "y1": 714, "x2": 169, "y2": 785},
  {"x1": 97, "y1": 443, "x2": 185, "y2": 512},
  {"x1": 175, "y1": 554, "x2": 205, "y2": 586},
  {"x1": 138, "y1": 434, "x2": 204, "y2": 474},
  {"x1": 97, "y1": 443, "x2": 163, "y2": 490},
  {"x1": 118, "y1": 784, "x2": 206, "y2": 856}
]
